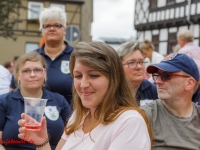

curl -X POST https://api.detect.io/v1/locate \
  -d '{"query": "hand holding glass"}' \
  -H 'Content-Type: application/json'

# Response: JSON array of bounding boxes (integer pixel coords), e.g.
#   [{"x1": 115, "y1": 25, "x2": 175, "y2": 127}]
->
[{"x1": 24, "y1": 97, "x2": 47, "y2": 131}]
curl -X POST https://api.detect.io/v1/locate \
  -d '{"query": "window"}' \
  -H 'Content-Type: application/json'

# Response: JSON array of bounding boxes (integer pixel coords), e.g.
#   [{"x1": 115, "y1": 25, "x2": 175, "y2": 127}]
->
[
  {"x1": 150, "y1": 0, "x2": 157, "y2": 9},
  {"x1": 28, "y1": 2, "x2": 44, "y2": 19},
  {"x1": 168, "y1": 32, "x2": 177, "y2": 54},
  {"x1": 26, "y1": 43, "x2": 39, "y2": 53},
  {"x1": 50, "y1": 4, "x2": 65, "y2": 12},
  {"x1": 152, "y1": 35, "x2": 159, "y2": 52}
]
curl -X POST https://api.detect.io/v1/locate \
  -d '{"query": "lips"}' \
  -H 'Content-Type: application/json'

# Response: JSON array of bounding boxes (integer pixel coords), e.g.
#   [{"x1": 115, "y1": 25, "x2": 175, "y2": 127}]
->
[
  {"x1": 133, "y1": 72, "x2": 143, "y2": 76},
  {"x1": 82, "y1": 92, "x2": 93, "y2": 96}
]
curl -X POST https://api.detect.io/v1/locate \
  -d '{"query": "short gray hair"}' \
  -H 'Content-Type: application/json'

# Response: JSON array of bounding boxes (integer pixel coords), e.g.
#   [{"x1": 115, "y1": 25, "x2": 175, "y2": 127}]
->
[
  {"x1": 116, "y1": 42, "x2": 144, "y2": 60},
  {"x1": 177, "y1": 30, "x2": 194, "y2": 42},
  {"x1": 39, "y1": 7, "x2": 67, "y2": 30}
]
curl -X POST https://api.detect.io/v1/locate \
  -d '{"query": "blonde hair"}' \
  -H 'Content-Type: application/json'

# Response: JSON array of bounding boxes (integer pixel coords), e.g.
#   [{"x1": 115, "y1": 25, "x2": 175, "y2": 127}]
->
[
  {"x1": 65, "y1": 41, "x2": 153, "y2": 146},
  {"x1": 139, "y1": 39, "x2": 155, "y2": 51},
  {"x1": 14, "y1": 51, "x2": 47, "y2": 88}
]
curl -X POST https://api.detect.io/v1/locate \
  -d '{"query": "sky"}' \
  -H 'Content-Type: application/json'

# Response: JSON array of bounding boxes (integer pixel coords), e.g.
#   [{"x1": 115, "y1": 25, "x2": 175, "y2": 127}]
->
[{"x1": 91, "y1": 0, "x2": 136, "y2": 41}]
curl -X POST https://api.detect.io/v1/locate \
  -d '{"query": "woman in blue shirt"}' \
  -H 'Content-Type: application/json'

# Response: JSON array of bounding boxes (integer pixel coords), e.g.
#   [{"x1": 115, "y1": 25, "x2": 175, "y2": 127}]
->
[
  {"x1": 117, "y1": 42, "x2": 158, "y2": 106},
  {"x1": 0, "y1": 51, "x2": 72, "y2": 150}
]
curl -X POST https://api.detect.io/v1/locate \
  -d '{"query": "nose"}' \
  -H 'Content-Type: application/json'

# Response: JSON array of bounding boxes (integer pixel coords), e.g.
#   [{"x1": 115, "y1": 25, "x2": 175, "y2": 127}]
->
[
  {"x1": 80, "y1": 77, "x2": 90, "y2": 88},
  {"x1": 30, "y1": 70, "x2": 36, "y2": 76}
]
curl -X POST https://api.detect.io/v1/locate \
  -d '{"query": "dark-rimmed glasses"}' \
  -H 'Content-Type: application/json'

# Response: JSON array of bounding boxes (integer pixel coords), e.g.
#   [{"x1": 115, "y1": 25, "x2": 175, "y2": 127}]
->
[
  {"x1": 152, "y1": 72, "x2": 190, "y2": 81},
  {"x1": 42, "y1": 24, "x2": 63, "y2": 30},
  {"x1": 123, "y1": 60, "x2": 147, "y2": 68}
]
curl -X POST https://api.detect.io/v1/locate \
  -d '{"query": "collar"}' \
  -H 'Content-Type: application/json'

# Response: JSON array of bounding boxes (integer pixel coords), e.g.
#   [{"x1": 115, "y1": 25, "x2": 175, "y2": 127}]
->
[
  {"x1": 37, "y1": 41, "x2": 73, "y2": 55},
  {"x1": 138, "y1": 79, "x2": 152, "y2": 92},
  {"x1": 12, "y1": 88, "x2": 53, "y2": 101}
]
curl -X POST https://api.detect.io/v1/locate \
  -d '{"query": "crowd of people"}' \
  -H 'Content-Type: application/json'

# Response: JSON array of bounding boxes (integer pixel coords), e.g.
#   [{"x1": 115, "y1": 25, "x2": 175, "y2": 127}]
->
[{"x1": 0, "y1": 6, "x2": 200, "y2": 150}]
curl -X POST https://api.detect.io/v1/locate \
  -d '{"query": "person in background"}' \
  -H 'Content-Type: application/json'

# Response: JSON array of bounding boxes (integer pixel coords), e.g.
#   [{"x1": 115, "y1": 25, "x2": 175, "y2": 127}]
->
[
  {"x1": 117, "y1": 42, "x2": 158, "y2": 106},
  {"x1": 139, "y1": 40, "x2": 164, "y2": 82},
  {"x1": 13, "y1": 56, "x2": 20, "y2": 65},
  {"x1": 0, "y1": 65, "x2": 11, "y2": 95},
  {"x1": 141, "y1": 53, "x2": 200, "y2": 149},
  {"x1": 3, "y1": 61, "x2": 14, "y2": 74},
  {"x1": 139, "y1": 39, "x2": 164, "y2": 65},
  {"x1": 9, "y1": 56, "x2": 20, "y2": 91},
  {"x1": 0, "y1": 52, "x2": 72, "y2": 150},
  {"x1": 177, "y1": 29, "x2": 200, "y2": 59},
  {"x1": 18, "y1": 41, "x2": 152, "y2": 150},
  {"x1": 9, "y1": 7, "x2": 74, "y2": 105}
]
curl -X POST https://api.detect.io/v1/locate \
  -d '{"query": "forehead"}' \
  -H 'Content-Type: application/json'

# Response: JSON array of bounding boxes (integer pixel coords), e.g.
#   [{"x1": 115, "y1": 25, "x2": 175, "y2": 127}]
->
[
  {"x1": 20, "y1": 61, "x2": 42, "y2": 68},
  {"x1": 122, "y1": 50, "x2": 144, "y2": 61},
  {"x1": 44, "y1": 19, "x2": 61, "y2": 24}
]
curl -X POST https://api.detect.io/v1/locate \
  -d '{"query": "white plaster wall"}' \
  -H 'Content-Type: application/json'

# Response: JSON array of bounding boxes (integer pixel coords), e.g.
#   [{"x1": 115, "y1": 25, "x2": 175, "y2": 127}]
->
[
  {"x1": 161, "y1": 10, "x2": 165, "y2": 20},
  {"x1": 152, "y1": 29, "x2": 159, "y2": 35},
  {"x1": 157, "y1": 11, "x2": 161, "y2": 21},
  {"x1": 175, "y1": 7, "x2": 179, "y2": 18},
  {"x1": 170, "y1": 8, "x2": 174, "y2": 19},
  {"x1": 157, "y1": 0, "x2": 166, "y2": 7},
  {"x1": 197, "y1": 3, "x2": 200, "y2": 14},
  {"x1": 169, "y1": 27, "x2": 177, "y2": 33},
  {"x1": 178, "y1": 26, "x2": 188, "y2": 32},
  {"x1": 194, "y1": 39, "x2": 199, "y2": 46},
  {"x1": 176, "y1": 0, "x2": 185, "y2": 3},
  {"x1": 189, "y1": 24, "x2": 199, "y2": 38},
  {"x1": 138, "y1": 31, "x2": 144, "y2": 42},
  {"x1": 159, "y1": 42, "x2": 168, "y2": 55},
  {"x1": 165, "y1": 9, "x2": 169, "y2": 20},
  {"x1": 191, "y1": 4, "x2": 196, "y2": 15},
  {"x1": 180, "y1": 6, "x2": 184, "y2": 17},
  {"x1": 145, "y1": 30, "x2": 152, "y2": 41},
  {"x1": 160, "y1": 29, "x2": 168, "y2": 41}
]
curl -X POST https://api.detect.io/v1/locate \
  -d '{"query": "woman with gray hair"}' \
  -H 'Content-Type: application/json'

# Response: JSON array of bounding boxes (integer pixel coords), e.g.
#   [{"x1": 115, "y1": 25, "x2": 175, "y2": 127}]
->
[
  {"x1": 10, "y1": 7, "x2": 74, "y2": 105},
  {"x1": 117, "y1": 42, "x2": 158, "y2": 105}
]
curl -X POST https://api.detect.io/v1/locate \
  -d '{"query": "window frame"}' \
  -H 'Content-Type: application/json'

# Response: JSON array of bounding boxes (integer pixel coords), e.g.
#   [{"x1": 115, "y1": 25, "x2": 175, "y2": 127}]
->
[{"x1": 28, "y1": 1, "x2": 44, "y2": 20}]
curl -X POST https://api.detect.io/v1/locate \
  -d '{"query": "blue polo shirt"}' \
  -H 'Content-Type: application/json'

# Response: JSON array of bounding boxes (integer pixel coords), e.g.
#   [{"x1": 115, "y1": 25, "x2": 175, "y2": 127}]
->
[
  {"x1": 10, "y1": 41, "x2": 74, "y2": 105},
  {"x1": 192, "y1": 86, "x2": 200, "y2": 105},
  {"x1": 0, "y1": 88, "x2": 72, "y2": 150},
  {"x1": 136, "y1": 79, "x2": 158, "y2": 103}
]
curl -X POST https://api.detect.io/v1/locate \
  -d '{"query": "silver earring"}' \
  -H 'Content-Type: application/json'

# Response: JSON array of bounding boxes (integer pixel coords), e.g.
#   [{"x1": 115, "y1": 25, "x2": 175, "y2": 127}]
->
[{"x1": 18, "y1": 80, "x2": 20, "y2": 89}]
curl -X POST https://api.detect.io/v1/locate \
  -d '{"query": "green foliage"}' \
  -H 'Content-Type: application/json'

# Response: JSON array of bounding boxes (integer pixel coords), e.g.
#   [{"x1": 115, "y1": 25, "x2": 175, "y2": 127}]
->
[{"x1": 0, "y1": 0, "x2": 27, "y2": 40}]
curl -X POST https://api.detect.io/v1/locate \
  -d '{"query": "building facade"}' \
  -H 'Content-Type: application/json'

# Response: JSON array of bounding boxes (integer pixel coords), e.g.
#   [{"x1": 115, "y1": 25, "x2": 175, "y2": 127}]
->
[
  {"x1": 134, "y1": 0, "x2": 200, "y2": 55},
  {"x1": 0, "y1": 0, "x2": 93, "y2": 64}
]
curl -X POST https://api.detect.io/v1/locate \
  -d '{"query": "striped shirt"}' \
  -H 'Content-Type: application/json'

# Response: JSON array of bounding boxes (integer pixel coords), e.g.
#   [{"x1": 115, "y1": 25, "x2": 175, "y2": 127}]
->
[{"x1": 178, "y1": 42, "x2": 200, "y2": 60}]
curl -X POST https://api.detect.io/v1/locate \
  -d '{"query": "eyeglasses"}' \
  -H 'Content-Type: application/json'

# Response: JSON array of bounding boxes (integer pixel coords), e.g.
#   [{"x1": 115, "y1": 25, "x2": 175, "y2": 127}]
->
[
  {"x1": 42, "y1": 24, "x2": 63, "y2": 30},
  {"x1": 20, "y1": 68, "x2": 45, "y2": 75},
  {"x1": 152, "y1": 72, "x2": 190, "y2": 81},
  {"x1": 123, "y1": 60, "x2": 147, "y2": 68}
]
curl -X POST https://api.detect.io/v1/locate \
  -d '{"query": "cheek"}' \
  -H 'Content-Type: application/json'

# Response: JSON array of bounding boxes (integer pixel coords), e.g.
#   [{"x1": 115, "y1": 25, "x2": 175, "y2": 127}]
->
[{"x1": 73, "y1": 80, "x2": 80, "y2": 90}]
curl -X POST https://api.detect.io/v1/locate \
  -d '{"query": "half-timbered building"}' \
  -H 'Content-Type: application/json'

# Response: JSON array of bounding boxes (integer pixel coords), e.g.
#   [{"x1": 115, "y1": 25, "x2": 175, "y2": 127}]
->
[{"x1": 134, "y1": 0, "x2": 200, "y2": 55}]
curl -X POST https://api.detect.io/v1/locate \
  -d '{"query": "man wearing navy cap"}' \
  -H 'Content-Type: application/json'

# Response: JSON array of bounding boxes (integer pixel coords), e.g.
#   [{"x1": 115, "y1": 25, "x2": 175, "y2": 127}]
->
[{"x1": 141, "y1": 53, "x2": 200, "y2": 150}]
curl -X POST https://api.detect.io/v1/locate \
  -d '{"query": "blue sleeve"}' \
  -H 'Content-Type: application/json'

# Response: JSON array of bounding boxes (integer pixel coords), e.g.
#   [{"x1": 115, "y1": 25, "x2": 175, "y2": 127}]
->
[
  {"x1": 9, "y1": 75, "x2": 16, "y2": 89},
  {"x1": 60, "y1": 97, "x2": 72, "y2": 125},
  {"x1": 0, "y1": 96, "x2": 7, "y2": 131}
]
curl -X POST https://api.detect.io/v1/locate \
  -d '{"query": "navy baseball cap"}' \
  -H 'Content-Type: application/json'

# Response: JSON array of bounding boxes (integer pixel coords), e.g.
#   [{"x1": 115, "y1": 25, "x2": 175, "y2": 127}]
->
[{"x1": 147, "y1": 53, "x2": 199, "y2": 81}]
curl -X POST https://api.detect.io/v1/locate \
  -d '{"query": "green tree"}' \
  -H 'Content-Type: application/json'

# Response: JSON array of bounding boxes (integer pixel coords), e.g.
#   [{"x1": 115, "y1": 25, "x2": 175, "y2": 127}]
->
[{"x1": 0, "y1": 0, "x2": 27, "y2": 40}]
